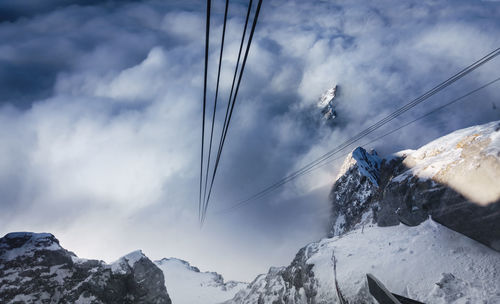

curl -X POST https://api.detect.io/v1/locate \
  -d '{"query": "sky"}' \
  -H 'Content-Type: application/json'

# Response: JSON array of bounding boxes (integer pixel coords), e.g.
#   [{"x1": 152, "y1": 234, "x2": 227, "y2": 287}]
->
[{"x1": 0, "y1": 0, "x2": 499, "y2": 282}]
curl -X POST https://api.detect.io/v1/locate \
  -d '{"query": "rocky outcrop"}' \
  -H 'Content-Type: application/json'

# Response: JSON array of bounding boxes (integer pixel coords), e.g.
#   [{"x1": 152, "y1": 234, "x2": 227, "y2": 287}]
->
[
  {"x1": 0, "y1": 232, "x2": 171, "y2": 304},
  {"x1": 225, "y1": 245, "x2": 318, "y2": 304},
  {"x1": 328, "y1": 147, "x2": 381, "y2": 237}
]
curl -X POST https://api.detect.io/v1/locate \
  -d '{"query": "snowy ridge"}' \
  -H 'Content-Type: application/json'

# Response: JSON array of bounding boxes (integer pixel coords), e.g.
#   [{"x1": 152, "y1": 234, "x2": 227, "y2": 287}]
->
[
  {"x1": 310, "y1": 219, "x2": 500, "y2": 303},
  {"x1": 228, "y1": 220, "x2": 500, "y2": 303},
  {"x1": 0, "y1": 232, "x2": 62, "y2": 261},
  {"x1": 155, "y1": 258, "x2": 247, "y2": 304},
  {"x1": 393, "y1": 120, "x2": 500, "y2": 205}
]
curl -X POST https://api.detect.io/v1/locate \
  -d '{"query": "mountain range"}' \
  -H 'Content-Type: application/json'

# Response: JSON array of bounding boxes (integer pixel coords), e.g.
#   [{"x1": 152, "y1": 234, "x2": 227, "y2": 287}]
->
[{"x1": 1, "y1": 120, "x2": 499, "y2": 303}]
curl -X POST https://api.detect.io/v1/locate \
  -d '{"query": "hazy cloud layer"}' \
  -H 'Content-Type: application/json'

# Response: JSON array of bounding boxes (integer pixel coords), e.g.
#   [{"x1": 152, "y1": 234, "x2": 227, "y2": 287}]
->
[{"x1": 0, "y1": 0, "x2": 499, "y2": 281}]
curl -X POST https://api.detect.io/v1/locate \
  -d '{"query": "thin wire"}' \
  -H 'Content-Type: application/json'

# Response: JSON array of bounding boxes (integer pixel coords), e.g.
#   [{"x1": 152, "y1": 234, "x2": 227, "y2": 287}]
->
[
  {"x1": 223, "y1": 48, "x2": 500, "y2": 210},
  {"x1": 203, "y1": 0, "x2": 254, "y2": 221},
  {"x1": 199, "y1": 0, "x2": 211, "y2": 224},
  {"x1": 220, "y1": 76, "x2": 500, "y2": 213},
  {"x1": 201, "y1": 0, "x2": 253, "y2": 225},
  {"x1": 203, "y1": 0, "x2": 230, "y2": 212},
  {"x1": 217, "y1": 0, "x2": 254, "y2": 163},
  {"x1": 202, "y1": 0, "x2": 264, "y2": 225},
  {"x1": 217, "y1": 49, "x2": 500, "y2": 213}
]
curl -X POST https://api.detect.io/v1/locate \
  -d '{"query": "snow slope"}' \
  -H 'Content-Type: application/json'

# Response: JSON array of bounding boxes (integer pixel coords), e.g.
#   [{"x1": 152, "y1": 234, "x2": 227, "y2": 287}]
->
[
  {"x1": 229, "y1": 220, "x2": 500, "y2": 303},
  {"x1": 311, "y1": 219, "x2": 500, "y2": 303},
  {"x1": 155, "y1": 258, "x2": 247, "y2": 304}
]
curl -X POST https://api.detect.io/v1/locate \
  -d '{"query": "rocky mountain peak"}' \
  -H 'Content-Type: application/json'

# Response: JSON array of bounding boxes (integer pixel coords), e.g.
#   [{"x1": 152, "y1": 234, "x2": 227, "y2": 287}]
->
[
  {"x1": 317, "y1": 85, "x2": 338, "y2": 120},
  {"x1": 336, "y1": 147, "x2": 382, "y2": 186},
  {"x1": 0, "y1": 232, "x2": 64, "y2": 262},
  {"x1": 110, "y1": 249, "x2": 149, "y2": 274},
  {"x1": 0, "y1": 232, "x2": 171, "y2": 304}
]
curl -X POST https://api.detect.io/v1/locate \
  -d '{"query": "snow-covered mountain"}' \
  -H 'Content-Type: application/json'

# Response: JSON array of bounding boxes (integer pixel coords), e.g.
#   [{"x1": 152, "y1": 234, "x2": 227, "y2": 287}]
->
[
  {"x1": 0, "y1": 232, "x2": 246, "y2": 304},
  {"x1": 317, "y1": 85, "x2": 338, "y2": 121},
  {"x1": 2, "y1": 121, "x2": 499, "y2": 303},
  {"x1": 330, "y1": 120, "x2": 500, "y2": 249},
  {"x1": 0, "y1": 232, "x2": 171, "y2": 304},
  {"x1": 226, "y1": 220, "x2": 500, "y2": 303},
  {"x1": 225, "y1": 120, "x2": 500, "y2": 303},
  {"x1": 155, "y1": 258, "x2": 247, "y2": 304}
]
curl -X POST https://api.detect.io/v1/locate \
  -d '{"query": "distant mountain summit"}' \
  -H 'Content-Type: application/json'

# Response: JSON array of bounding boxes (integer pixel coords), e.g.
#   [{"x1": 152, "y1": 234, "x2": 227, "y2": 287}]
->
[{"x1": 317, "y1": 85, "x2": 338, "y2": 121}]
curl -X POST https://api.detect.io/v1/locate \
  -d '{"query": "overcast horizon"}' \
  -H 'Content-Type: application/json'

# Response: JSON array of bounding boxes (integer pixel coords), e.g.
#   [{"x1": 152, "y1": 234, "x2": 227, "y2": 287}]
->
[{"x1": 1, "y1": 0, "x2": 500, "y2": 282}]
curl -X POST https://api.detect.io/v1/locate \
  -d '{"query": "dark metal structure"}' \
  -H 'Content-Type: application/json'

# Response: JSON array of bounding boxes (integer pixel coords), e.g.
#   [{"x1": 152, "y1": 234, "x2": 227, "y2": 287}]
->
[{"x1": 366, "y1": 274, "x2": 424, "y2": 304}]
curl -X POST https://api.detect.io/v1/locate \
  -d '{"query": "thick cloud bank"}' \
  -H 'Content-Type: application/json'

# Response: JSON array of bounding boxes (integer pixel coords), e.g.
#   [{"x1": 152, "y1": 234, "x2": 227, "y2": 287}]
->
[{"x1": 0, "y1": 0, "x2": 499, "y2": 281}]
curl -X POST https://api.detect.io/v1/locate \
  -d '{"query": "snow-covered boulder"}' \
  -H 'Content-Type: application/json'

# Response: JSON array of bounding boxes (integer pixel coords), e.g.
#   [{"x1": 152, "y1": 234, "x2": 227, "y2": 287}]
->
[{"x1": 0, "y1": 232, "x2": 171, "y2": 304}]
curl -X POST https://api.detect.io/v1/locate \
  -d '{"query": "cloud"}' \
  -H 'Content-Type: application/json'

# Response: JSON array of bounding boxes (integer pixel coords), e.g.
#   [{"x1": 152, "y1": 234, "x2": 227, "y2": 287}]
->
[{"x1": 0, "y1": 0, "x2": 499, "y2": 281}]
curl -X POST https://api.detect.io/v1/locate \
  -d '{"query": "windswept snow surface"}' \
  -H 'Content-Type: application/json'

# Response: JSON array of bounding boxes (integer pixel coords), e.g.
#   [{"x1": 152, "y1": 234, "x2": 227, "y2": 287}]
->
[
  {"x1": 309, "y1": 219, "x2": 500, "y2": 303},
  {"x1": 155, "y1": 258, "x2": 247, "y2": 304},
  {"x1": 393, "y1": 120, "x2": 500, "y2": 205}
]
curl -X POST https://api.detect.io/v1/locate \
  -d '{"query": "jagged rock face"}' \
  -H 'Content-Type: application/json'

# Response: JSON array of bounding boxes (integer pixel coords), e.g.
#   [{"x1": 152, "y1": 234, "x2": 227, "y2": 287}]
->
[
  {"x1": 328, "y1": 147, "x2": 380, "y2": 237},
  {"x1": 329, "y1": 121, "x2": 500, "y2": 251},
  {"x1": 0, "y1": 232, "x2": 171, "y2": 304},
  {"x1": 226, "y1": 246, "x2": 318, "y2": 304},
  {"x1": 328, "y1": 147, "x2": 407, "y2": 237}
]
